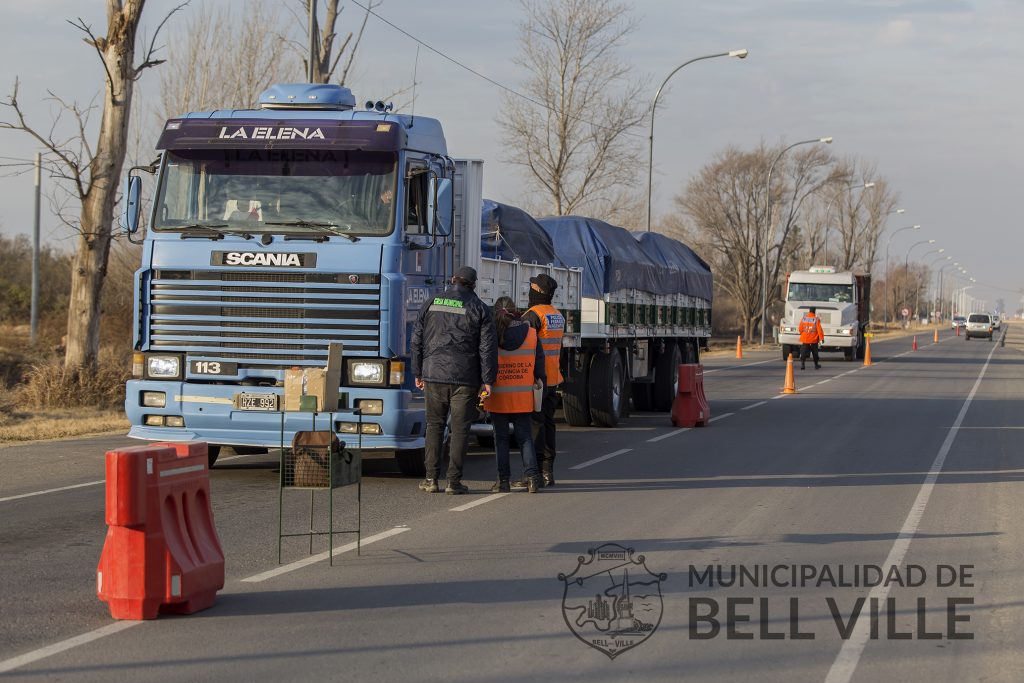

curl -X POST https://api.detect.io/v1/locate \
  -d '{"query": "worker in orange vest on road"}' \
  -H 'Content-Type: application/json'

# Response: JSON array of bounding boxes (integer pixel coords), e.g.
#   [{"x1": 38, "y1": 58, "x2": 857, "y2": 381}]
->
[
  {"x1": 484, "y1": 297, "x2": 546, "y2": 493},
  {"x1": 523, "y1": 274, "x2": 564, "y2": 487},
  {"x1": 799, "y1": 306, "x2": 825, "y2": 370}
]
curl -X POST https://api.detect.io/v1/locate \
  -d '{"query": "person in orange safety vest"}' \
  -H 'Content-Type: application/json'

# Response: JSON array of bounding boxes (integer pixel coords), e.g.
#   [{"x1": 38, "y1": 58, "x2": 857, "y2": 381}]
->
[
  {"x1": 798, "y1": 306, "x2": 825, "y2": 370},
  {"x1": 484, "y1": 296, "x2": 546, "y2": 494},
  {"x1": 522, "y1": 274, "x2": 564, "y2": 487}
]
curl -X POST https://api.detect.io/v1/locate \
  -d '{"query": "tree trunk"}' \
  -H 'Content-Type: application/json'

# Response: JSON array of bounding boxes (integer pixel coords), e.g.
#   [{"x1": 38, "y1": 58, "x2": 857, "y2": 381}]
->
[{"x1": 64, "y1": 0, "x2": 144, "y2": 370}]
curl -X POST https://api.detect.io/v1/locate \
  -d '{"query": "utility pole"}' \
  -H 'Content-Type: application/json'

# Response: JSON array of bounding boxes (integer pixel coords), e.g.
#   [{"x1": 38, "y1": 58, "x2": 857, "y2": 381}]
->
[
  {"x1": 307, "y1": 0, "x2": 318, "y2": 83},
  {"x1": 30, "y1": 151, "x2": 41, "y2": 344}
]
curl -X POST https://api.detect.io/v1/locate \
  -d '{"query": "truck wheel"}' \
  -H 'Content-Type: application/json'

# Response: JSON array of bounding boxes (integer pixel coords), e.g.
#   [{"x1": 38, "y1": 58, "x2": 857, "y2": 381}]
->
[
  {"x1": 589, "y1": 350, "x2": 623, "y2": 428},
  {"x1": 207, "y1": 445, "x2": 221, "y2": 469},
  {"x1": 562, "y1": 352, "x2": 592, "y2": 427},
  {"x1": 682, "y1": 340, "x2": 699, "y2": 365},
  {"x1": 653, "y1": 343, "x2": 682, "y2": 412},
  {"x1": 782, "y1": 344, "x2": 793, "y2": 361},
  {"x1": 395, "y1": 448, "x2": 426, "y2": 477},
  {"x1": 619, "y1": 350, "x2": 632, "y2": 419},
  {"x1": 844, "y1": 347, "x2": 855, "y2": 361}
]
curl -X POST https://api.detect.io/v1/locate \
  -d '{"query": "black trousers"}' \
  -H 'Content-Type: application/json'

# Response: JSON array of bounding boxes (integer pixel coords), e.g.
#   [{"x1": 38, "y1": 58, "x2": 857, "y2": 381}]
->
[
  {"x1": 799, "y1": 343, "x2": 820, "y2": 368},
  {"x1": 424, "y1": 382, "x2": 476, "y2": 482},
  {"x1": 531, "y1": 384, "x2": 558, "y2": 472}
]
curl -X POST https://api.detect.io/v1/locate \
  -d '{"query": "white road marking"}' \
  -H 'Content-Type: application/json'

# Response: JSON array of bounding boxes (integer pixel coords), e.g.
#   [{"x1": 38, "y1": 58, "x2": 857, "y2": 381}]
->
[
  {"x1": 570, "y1": 448, "x2": 632, "y2": 470},
  {"x1": 702, "y1": 358, "x2": 776, "y2": 374},
  {"x1": 742, "y1": 401, "x2": 767, "y2": 410},
  {"x1": 814, "y1": 378, "x2": 832, "y2": 385},
  {"x1": 449, "y1": 493, "x2": 510, "y2": 512},
  {"x1": 0, "y1": 480, "x2": 104, "y2": 504},
  {"x1": 0, "y1": 622, "x2": 140, "y2": 674},
  {"x1": 242, "y1": 526, "x2": 410, "y2": 583},
  {"x1": 647, "y1": 429, "x2": 690, "y2": 443},
  {"x1": 824, "y1": 342, "x2": 998, "y2": 683},
  {"x1": 708, "y1": 412, "x2": 734, "y2": 423}
]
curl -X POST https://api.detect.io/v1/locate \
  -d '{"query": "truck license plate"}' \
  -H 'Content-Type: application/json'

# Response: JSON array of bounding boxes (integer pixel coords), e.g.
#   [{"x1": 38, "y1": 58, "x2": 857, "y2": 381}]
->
[{"x1": 234, "y1": 393, "x2": 279, "y2": 411}]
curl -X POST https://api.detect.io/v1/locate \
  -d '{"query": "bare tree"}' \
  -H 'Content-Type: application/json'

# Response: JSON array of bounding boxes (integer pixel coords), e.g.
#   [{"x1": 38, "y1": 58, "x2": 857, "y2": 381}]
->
[
  {"x1": 498, "y1": 0, "x2": 647, "y2": 217},
  {"x1": 157, "y1": 1, "x2": 297, "y2": 118},
  {"x1": 677, "y1": 142, "x2": 837, "y2": 340},
  {"x1": 1, "y1": 0, "x2": 185, "y2": 371}
]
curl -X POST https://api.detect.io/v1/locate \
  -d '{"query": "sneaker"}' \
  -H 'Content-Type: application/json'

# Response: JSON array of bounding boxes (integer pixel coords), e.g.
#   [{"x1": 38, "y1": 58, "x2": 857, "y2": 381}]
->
[
  {"x1": 418, "y1": 478, "x2": 438, "y2": 493},
  {"x1": 527, "y1": 476, "x2": 540, "y2": 494},
  {"x1": 490, "y1": 478, "x2": 510, "y2": 493},
  {"x1": 446, "y1": 481, "x2": 469, "y2": 495},
  {"x1": 542, "y1": 473, "x2": 555, "y2": 487},
  {"x1": 800, "y1": 364, "x2": 805, "y2": 370},
  {"x1": 815, "y1": 364, "x2": 821, "y2": 369},
  {"x1": 511, "y1": 478, "x2": 529, "y2": 490}
]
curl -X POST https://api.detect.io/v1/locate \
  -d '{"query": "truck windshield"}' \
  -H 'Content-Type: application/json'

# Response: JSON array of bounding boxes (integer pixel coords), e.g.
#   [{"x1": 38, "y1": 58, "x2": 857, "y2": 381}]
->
[
  {"x1": 787, "y1": 283, "x2": 854, "y2": 303},
  {"x1": 153, "y1": 149, "x2": 397, "y2": 236}
]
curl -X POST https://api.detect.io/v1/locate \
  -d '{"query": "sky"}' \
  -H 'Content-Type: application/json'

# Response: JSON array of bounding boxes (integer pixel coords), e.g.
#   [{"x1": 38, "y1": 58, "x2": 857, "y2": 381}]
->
[{"x1": 1, "y1": 0, "x2": 1022, "y2": 312}]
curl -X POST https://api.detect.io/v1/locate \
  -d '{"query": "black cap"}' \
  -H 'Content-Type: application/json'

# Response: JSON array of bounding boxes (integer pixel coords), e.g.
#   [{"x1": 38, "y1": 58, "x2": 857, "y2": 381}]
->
[
  {"x1": 530, "y1": 273, "x2": 558, "y2": 295},
  {"x1": 808, "y1": 306, "x2": 817, "y2": 313},
  {"x1": 453, "y1": 266, "x2": 478, "y2": 284}
]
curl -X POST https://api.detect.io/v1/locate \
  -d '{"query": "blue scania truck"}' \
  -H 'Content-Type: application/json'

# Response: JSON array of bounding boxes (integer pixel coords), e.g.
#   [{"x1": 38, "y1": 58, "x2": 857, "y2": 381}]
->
[
  {"x1": 121, "y1": 83, "x2": 580, "y2": 473},
  {"x1": 122, "y1": 82, "x2": 710, "y2": 472}
]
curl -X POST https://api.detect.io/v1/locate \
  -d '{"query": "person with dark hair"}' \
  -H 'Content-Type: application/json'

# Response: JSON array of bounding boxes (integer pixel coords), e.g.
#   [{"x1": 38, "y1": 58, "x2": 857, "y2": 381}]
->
[
  {"x1": 411, "y1": 266, "x2": 497, "y2": 494},
  {"x1": 484, "y1": 296, "x2": 546, "y2": 493},
  {"x1": 522, "y1": 273, "x2": 564, "y2": 487},
  {"x1": 799, "y1": 306, "x2": 825, "y2": 370}
]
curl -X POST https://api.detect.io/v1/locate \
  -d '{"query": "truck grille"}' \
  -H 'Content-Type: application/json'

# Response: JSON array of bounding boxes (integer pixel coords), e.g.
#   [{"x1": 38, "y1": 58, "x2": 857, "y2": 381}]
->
[{"x1": 148, "y1": 269, "x2": 380, "y2": 368}]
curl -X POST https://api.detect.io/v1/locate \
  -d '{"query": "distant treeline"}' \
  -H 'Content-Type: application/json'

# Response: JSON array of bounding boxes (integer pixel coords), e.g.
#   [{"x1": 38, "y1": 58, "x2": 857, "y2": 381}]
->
[{"x1": 0, "y1": 235, "x2": 72, "y2": 324}]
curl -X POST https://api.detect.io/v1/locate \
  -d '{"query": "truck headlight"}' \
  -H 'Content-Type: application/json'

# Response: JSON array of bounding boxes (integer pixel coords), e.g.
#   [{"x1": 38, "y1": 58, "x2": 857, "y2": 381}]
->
[
  {"x1": 347, "y1": 359, "x2": 386, "y2": 386},
  {"x1": 782, "y1": 325, "x2": 796, "y2": 333},
  {"x1": 146, "y1": 355, "x2": 182, "y2": 379},
  {"x1": 356, "y1": 399, "x2": 384, "y2": 415}
]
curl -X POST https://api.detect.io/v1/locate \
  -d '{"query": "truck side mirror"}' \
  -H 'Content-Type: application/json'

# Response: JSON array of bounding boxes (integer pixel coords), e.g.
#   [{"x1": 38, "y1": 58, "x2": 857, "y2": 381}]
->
[
  {"x1": 122, "y1": 174, "x2": 142, "y2": 236},
  {"x1": 428, "y1": 177, "x2": 453, "y2": 237}
]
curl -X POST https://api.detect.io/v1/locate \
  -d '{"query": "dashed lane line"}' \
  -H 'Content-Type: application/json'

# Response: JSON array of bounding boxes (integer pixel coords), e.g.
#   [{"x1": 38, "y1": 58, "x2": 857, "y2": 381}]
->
[
  {"x1": 702, "y1": 358, "x2": 776, "y2": 374},
  {"x1": 242, "y1": 526, "x2": 410, "y2": 583},
  {"x1": 0, "y1": 622, "x2": 140, "y2": 675},
  {"x1": 742, "y1": 401, "x2": 767, "y2": 410},
  {"x1": 449, "y1": 493, "x2": 510, "y2": 512},
  {"x1": 570, "y1": 448, "x2": 632, "y2": 470},
  {"x1": 708, "y1": 412, "x2": 734, "y2": 423},
  {"x1": 646, "y1": 428, "x2": 691, "y2": 443}
]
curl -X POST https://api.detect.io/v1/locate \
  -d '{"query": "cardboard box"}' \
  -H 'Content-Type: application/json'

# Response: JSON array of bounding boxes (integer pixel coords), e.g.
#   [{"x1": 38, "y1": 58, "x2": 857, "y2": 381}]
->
[{"x1": 283, "y1": 343, "x2": 343, "y2": 412}]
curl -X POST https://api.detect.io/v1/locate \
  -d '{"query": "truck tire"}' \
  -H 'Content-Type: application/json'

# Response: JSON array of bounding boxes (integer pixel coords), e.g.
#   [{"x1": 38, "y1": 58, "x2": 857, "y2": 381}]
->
[
  {"x1": 395, "y1": 448, "x2": 426, "y2": 477},
  {"x1": 844, "y1": 347, "x2": 855, "y2": 361},
  {"x1": 682, "y1": 340, "x2": 699, "y2": 365},
  {"x1": 782, "y1": 344, "x2": 794, "y2": 361},
  {"x1": 653, "y1": 343, "x2": 682, "y2": 412},
  {"x1": 562, "y1": 352, "x2": 592, "y2": 427},
  {"x1": 207, "y1": 445, "x2": 221, "y2": 469},
  {"x1": 589, "y1": 350, "x2": 624, "y2": 428}
]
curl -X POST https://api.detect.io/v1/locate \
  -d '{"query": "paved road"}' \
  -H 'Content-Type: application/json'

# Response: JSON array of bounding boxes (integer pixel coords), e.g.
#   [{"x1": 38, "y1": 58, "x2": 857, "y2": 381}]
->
[{"x1": 1, "y1": 328, "x2": 1021, "y2": 682}]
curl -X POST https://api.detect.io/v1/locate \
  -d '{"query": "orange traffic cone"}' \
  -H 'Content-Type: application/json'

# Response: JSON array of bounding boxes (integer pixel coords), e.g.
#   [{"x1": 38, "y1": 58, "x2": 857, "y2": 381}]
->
[
  {"x1": 912, "y1": 336, "x2": 918, "y2": 351},
  {"x1": 863, "y1": 336, "x2": 872, "y2": 366},
  {"x1": 933, "y1": 329, "x2": 939, "y2": 343},
  {"x1": 783, "y1": 354, "x2": 797, "y2": 394},
  {"x1": 736, "y1": 336, "x2": 743, "y2": 359}
]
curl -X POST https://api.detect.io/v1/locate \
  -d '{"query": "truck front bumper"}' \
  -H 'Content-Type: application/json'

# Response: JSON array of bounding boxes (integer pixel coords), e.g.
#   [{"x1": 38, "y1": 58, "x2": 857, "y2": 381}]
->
[{"x1": 779, "y1": 333, "x2": 856, "y2": 349}]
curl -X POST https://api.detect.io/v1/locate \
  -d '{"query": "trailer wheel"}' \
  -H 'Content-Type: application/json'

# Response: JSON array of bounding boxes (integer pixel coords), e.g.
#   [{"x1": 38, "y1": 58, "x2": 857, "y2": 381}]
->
[
  {"x1": 395, "y1": 448, "x2": 426, "y2": 477},
  {"x1": 682, "y1": 340, "x2": 699, "y2": 365},
  {"x1": 619, "y1": 350, "x2": 632, "y2": 419},
  {"x1": 562, "y1": 352, "x2": 592, "y2": 427},
  {"x1": 207, "y1": 445, "x2": 221, "y2": 469},
  {"x1": 589, "y1": 350, "x2": 623, "y2": 427},
  {"x1": 652, "y1": 343, "x2": 682, "y2": 412}
]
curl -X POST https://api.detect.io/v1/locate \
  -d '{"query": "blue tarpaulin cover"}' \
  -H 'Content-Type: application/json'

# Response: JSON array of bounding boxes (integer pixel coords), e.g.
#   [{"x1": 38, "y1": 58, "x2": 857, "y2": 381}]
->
[
  {"x1": 631, "y1": 231, "x2": 713, "y2": 301},
  {"x1": 479, "y1": 199, "x2": 558, "y2": 264},
  {"x1": 537, "y1": 215, "x2": 712, "y2": 299}
]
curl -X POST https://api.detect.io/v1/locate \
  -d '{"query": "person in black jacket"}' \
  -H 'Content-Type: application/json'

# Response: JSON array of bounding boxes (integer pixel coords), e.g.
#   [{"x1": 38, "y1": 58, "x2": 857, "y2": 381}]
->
[{"x1": 410, "y1": 266, "x2": 497, "y2": 494}]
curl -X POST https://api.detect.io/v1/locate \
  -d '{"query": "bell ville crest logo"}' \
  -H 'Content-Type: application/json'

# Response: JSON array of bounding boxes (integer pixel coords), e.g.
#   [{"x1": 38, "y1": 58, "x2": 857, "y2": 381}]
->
[{"x1": 558, "y1": 544, "x2": 667, "y2": 659}]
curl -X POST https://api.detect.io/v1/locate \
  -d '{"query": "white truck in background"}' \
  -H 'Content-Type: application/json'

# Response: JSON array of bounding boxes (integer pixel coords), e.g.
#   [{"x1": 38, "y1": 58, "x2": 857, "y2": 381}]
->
[{"x1": 778, "y1": 267, "x2": 871, "y2": 362}]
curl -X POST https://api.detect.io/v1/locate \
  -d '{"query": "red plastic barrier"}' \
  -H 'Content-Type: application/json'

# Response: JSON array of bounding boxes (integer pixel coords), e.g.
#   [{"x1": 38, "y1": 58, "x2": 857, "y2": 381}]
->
[
  {"x1": 97, "y1": 442, "x2": 224, "y2": 620},
  {"x1": 670, "y1": 364, "x2": 710, "y2": 428}
]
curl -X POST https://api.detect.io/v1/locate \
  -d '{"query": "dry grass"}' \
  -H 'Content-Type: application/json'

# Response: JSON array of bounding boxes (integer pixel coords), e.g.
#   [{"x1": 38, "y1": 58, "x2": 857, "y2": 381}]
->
[{"x1": 0, "y1": 407, "x2": 128, "y2": 444}]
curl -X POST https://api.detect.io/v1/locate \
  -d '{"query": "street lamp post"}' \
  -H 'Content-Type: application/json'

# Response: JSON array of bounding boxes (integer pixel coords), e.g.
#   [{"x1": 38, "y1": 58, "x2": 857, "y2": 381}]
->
[
  {"x1": 822, "y1": 181, "x2": 875, "y2": 265},
  {"x1": 930, "y1": 255, "x2": 951, "y2": 321},
  {"x1": 882, "y1": 224, "x2": 920, "y2": 326},
  {"x1": 646, "y1": 49, "x2": 748, "y2": 232},
  {"x1": 914, "y1": 248, "x2": 944, "y2": 322},
  {"x1": 902, "y1": 239, "x2": 935, "y2": 324},
  {"x1": 760, "y1": 137, "x2": 833, "y2": 345}
]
